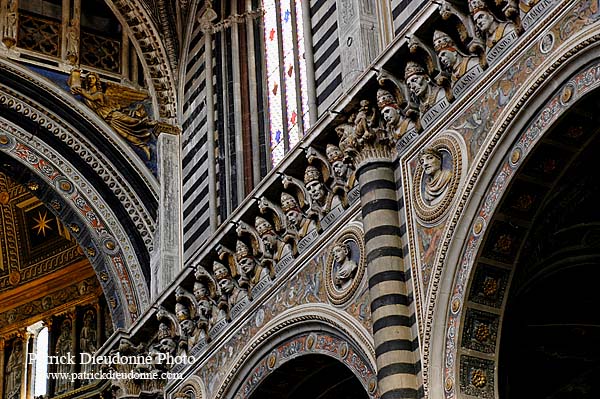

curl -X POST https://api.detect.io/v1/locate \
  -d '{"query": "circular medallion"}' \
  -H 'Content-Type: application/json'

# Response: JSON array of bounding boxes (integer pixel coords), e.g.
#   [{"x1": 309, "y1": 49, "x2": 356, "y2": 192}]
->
[
  {"x1": 324, "y1": 226, "x2": 365, "y2": 306},
  {"x1": 0, "y1": 191, "x2": 10, "y2": 204},
  {"x1": 451, "y1": 297, "x2": 461, "y2": 314},
  {"x1": 445, "y1": 376, "x2": 454, "y2": 391},
  {"x1": 539, "y1": 32, "x2": 554, "y2": 54},
  {"x1": 338, "y1": 342, "x2": 349, "y2": 359},
  {"x1": 266, "y1": 351, "x2": 277, "y2": 370},
  {"x1": 560, "y1": 82, "x2": 575, "y2": 105},
  {"x1": 55, "y1": 177, "x2": 75, "y2": 194},
  {"x1": 510, "y1": 146, "x2": 522, "y2": 167},
  {"x1": 368, "y1": 377, "x2": 377, "y2": 394},
  {"x1": 306, "y1": 333, "x2": 317, "y2": 350},
  {"x1": 8, "y1": 271, "x2": 21, "y2": 286},
  {"x1": 0, "y1": 133, "x2": 17, "y2": 150},
  {"x1": 473, "y1": 217, "x2": 485, "y2": 236},
  {"x1": 102, "y1": 236, "x2": 119, "y2": 255},
  {"x1": 412, "y1": 132, "x2": 465, "y2": 225}
]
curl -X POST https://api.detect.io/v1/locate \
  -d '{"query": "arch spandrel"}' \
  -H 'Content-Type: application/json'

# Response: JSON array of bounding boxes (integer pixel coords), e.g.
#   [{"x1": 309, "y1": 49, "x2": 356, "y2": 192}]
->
[
  {"x1": 0, "y1": 60, "x2": 160, "y2": 328},
  {"x1": 423, "y1": 8, "x2": 600, "y2": 399}
]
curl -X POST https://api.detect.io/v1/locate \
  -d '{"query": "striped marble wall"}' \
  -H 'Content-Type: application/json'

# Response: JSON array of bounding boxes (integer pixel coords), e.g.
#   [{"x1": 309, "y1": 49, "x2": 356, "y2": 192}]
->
[
  {"x1": 310, "y1": 0, "x2": 343, "y2": 117},
  {"x1": 182, "y1": 19, "x2": 213, "y2": 260}
]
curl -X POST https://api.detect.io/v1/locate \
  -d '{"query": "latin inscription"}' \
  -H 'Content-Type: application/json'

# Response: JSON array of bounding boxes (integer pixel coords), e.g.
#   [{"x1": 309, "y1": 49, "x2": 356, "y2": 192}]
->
[
  {"x1": 422, "y1": 99, "x2": 450, "y2": 129},
  {"x1": 276, "y1": 253, "x2": 294, "y2": 274},
  {"x1": 522, "y1": 0, "x2": 559, "y2": 30},
  {"x1": 396, "y1": 128, "x2": 419, "y2": 153},
  {"x1": 321, "y1": 205, "x2": 343, "y2": 230},
  {"x1": 453, "y1": 65, "x2": 484, "y2": 98},
  {"x1": 298, "y1": 229, "x2": 318, "y2": 253},
  {"x1": 230, "y1": 296, "x2": 251, "y2": 319},
  {"x1": 487, "y1": 31, "x2": 518, "y2": 65}
]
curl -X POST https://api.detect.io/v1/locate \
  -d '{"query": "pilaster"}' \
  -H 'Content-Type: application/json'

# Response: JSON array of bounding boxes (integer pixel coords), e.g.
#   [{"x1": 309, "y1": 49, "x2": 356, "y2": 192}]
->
[
  {"x1": 336, "y1": 0, "x2": 381, "y2": 89},
  {"x1": 152, "y1": 123, "x2": 183, "y2": 300}
]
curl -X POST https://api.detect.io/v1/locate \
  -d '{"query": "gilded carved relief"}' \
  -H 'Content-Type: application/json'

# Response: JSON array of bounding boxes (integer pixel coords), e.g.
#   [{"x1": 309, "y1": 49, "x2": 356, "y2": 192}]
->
[{"x1": 69, "y1": 70, "x2": 157, "y2": 159}]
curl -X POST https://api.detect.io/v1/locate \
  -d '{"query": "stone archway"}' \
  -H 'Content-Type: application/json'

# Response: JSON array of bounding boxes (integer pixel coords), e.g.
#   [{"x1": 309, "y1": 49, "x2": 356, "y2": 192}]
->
[
  {"x1": 496, "y1": 94, "x2": 600, "y2": 397},
  {"x1": 424, "y1": 20, "x2": 600, "y2": 398},
  {"x1": 249, "y1": 353, "x2": 370, "y2": 399},
  {"x1": 432, "y1": 56, "x2": 600, "y2": 399},
  {"x1": 209, "y1": 304, "x2": 378, "y2": 399},
  {"x1": 0, "y1": 61, "x2": 157, "y2": 328}
]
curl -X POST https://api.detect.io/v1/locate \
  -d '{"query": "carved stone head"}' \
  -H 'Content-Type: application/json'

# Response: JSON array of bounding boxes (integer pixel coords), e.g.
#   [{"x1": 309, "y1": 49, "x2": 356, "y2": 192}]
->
[
  {"x1": 255, "y1": 216, "x2": 277, "y2": 253},
  {"x1": 213, "y1": 261, "x2": 234, "y2": 294},
  {"x1": 281, "y1": 192, "x2": 302, "y2": 229},
  {"x1": 405, "y1": 61, "x2": 429, "y2": 98},
  {"x1": 419, "y1": 147, "x2": 443, "y2": 176},
  {"x1": 235, "y1": 240, "x2": 256, "y2": 276},
  {"x1": 304, "y1": 165, "x2": 326, "y2": 203},
  {"x1": 326, "y1": 144, "x2": 348, "y2": 179},
  {"x1": 332, "y1": 242, "x2": 350, "y2": 263}
]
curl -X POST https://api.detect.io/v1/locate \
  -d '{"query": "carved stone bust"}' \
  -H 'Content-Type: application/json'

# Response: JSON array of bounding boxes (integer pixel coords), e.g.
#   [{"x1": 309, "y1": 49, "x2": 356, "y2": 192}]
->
[
  {"x1": 469, "y1": 0, "x2": 516, "y2": 52},
  {"x1": 404, "y1": 61, "x2": 446, "y2": 114},
  {"x1": 433, "y1": 30, "x2": 480, "y2": 84},
  {"x1": 419, "y1": 147, "x2": 453, "y2": 206},
  {"x1": 332, "y1": 241, "x2": 358, "y2": 290},
  {"x1": 376, "y1": 88, "x2": 415, "y2": 139}
]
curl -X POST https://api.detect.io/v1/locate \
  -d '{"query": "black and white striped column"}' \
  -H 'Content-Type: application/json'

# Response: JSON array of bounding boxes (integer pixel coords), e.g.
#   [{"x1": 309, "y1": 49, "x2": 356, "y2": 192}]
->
[{"x1": 355, "y1": 147, "x2": 422, "y2": 399}]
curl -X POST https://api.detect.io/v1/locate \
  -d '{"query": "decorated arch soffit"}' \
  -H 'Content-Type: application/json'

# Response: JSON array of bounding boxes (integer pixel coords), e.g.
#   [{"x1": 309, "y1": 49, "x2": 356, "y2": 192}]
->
[
  {"x1": 106, "y1": 0, "x2": 178, "y2": 121},
  {"x1": 0, "y1": 61, "x2": 158, "y2": 328},
  {"x1": 404, "y1": 1, "x2": 600, "y2": 398}
]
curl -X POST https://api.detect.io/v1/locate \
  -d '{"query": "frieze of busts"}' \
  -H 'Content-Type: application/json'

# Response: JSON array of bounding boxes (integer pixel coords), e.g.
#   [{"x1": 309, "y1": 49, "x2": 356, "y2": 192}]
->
[
  {"x1": 404, "y1": 61, "x2": 447, "y2": 115},
  {"x1": 174, "y1": 288, "x2": 197, "y2": 351},
  {"x1": 213, "y1": 261, "x2": 248, "y2": 321},
  {"x1": 326, "y1": 144, "x2": 356, "y2": 204},
  {"x1": 469, "y1": 0, "x2": 518, "y2": 57},
  {"x1": 156, "y1": 321, "x2": 177, "y2": 359},
  {"x1": 304, "y1": 165, "x2": 331, "y2": 218},
  {"x1": 433, "y1": 30, "x2": 482, "y2": 85},
  {"x1": 193, "y1": 266, "x2": 219, "y2": 336},
  {"x1": 236, "y1": 240, "x2": 268, "y2": 286}
]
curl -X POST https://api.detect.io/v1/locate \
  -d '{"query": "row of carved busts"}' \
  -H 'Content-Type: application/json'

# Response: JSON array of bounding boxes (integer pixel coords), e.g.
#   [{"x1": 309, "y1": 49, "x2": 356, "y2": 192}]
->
[
  {"x1": 145, "y1": 144, "x2": 359, "y2": 358},
  {"x1": 135, "y1": 0, "x2": 547, "y2": 367},
  {"x1": 357, "y1": 0, "x2": 538, "y2": 136}
]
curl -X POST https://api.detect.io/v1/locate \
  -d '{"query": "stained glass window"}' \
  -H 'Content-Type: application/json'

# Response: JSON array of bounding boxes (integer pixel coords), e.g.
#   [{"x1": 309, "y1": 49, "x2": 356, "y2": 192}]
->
[{"x1": 263, "y1": 0, "x2": 310, "y2": 166}]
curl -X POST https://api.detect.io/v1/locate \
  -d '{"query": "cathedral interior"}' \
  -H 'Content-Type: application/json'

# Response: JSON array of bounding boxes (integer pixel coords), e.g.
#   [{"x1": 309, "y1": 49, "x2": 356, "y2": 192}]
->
[{"x1": 1, "y1": 1, "x2": 600, "y2": 399}]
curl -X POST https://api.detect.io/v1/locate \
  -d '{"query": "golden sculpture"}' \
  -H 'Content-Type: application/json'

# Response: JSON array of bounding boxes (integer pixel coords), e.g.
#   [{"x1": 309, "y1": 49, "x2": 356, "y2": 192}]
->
[{"x1": 69, "y1": 70, "x2": 157, "y2": 159}]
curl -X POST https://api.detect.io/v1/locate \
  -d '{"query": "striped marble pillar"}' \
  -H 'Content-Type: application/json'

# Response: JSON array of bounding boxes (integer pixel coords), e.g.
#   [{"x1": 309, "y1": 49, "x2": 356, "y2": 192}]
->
[{"x1": 353, "y1": 143, "x2": 422, "y2": 399}]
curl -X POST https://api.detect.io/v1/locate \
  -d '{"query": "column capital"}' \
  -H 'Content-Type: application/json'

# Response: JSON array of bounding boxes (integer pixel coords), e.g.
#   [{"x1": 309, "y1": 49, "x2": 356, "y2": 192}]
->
[{"x1": 336, "y1": 105, "x2": 396, "y2": 171}]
